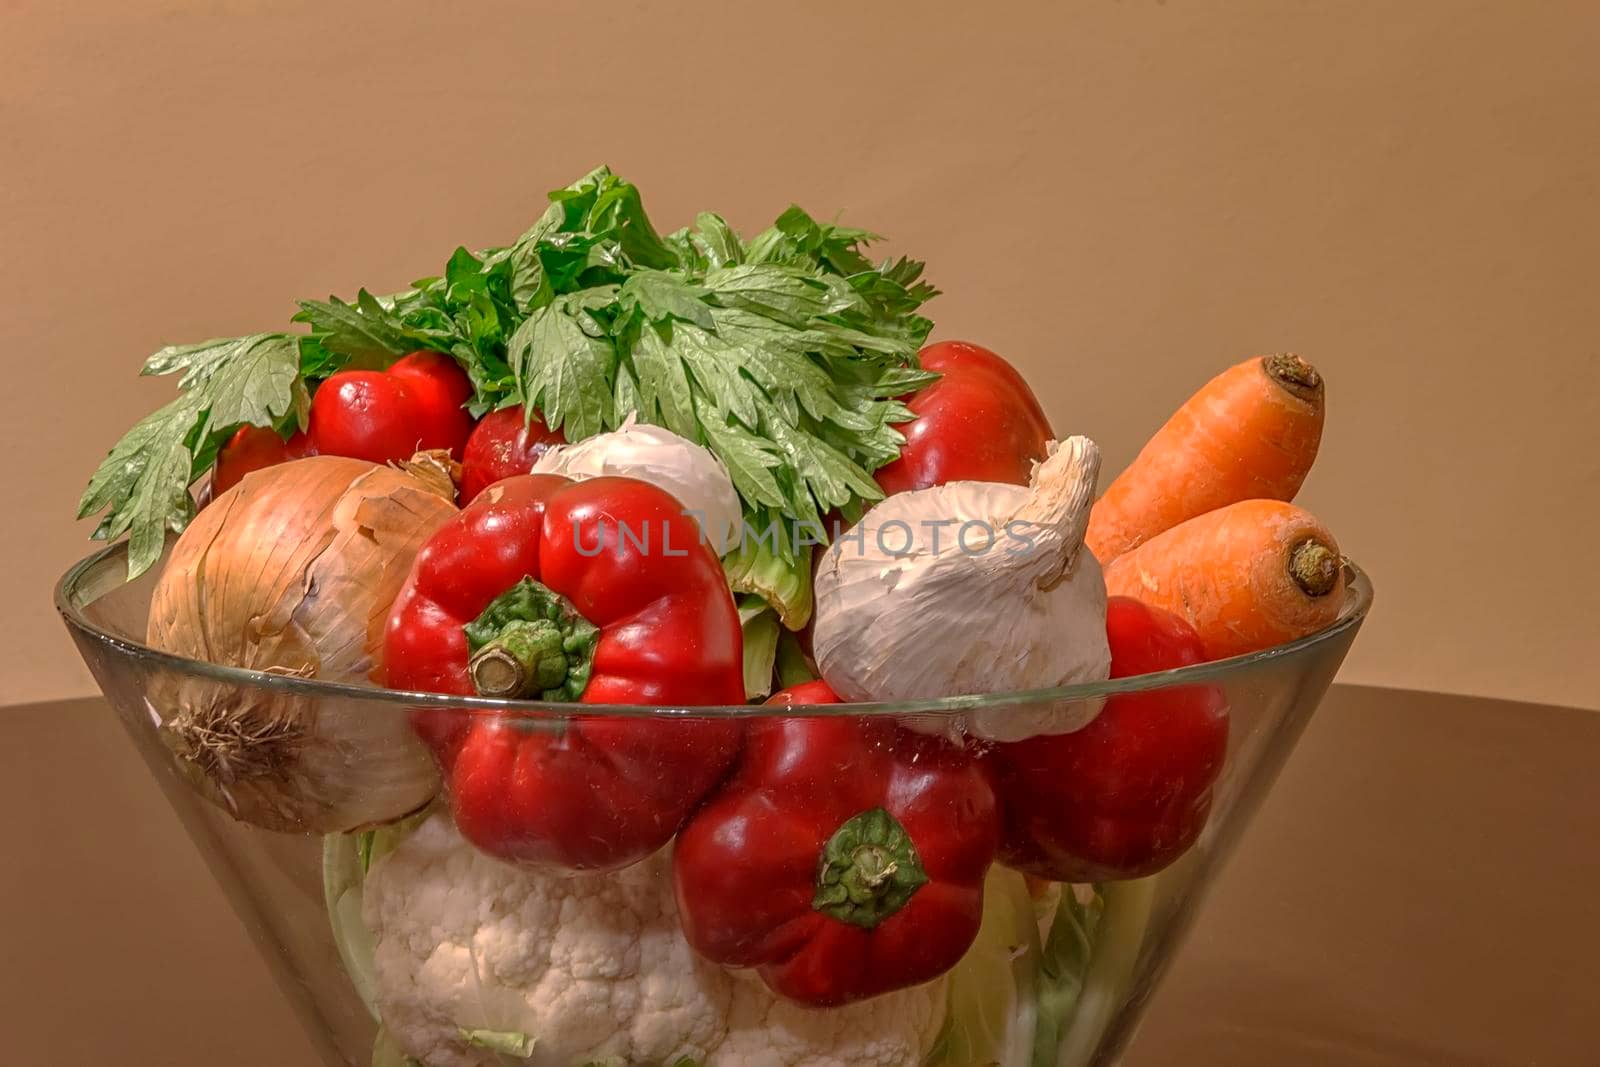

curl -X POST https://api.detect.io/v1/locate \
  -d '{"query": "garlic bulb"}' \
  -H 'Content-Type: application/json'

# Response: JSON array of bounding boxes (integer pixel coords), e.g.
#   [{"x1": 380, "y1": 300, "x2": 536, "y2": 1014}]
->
[
  {"x1": 812, "y1": 436, "x2": 1111, "y2": 742},
  {"x1": 147, "y1": 454, "x2": 457, "y2": 832},
  {"x1": 531, "y1": 414, "x2": 742, "y2": 553}
]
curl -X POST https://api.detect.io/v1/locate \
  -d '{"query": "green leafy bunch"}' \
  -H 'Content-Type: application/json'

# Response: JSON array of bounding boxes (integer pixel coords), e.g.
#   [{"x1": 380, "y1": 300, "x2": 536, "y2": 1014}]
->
[{"x1": 78, "y1": 167, "x2": 939, "y2": 611}]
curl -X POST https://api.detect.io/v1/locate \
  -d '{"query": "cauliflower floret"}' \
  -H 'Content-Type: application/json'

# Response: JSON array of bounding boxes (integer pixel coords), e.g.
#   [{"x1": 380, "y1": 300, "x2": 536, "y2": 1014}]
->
[
  {"x1": 364, "y1": 814, "x2": 947, "y2": 1067},
  {"x1": 717, "y1": 970, "x2": 946, "y2": 1067}
]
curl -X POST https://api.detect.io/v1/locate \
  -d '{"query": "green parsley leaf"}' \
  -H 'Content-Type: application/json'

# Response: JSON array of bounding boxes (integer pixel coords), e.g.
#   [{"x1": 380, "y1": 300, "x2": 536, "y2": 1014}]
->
[
  {"x1": 690, "y1": 211, "x2": 744, "y2": 269},
  {"x1": 745, "y1": 205, "x2": 877, "y2": 275},
  {"x1": 695, "y1": 403, "x2": 788, "y2": 512},
  {"x1": 580, "y1": 172, "x2": 680, "y2": 272},
  {"x1": 508, "y1": 294, "x2": 618, "y2": 442},
  {"x1": 618, "y1": 270, "x2": 715, "y2": 329},
  {"x1": 704, "y1": 264, "x2": 828, "y2": 328},
  {"x1": 292, "y1": 290, "x2": 426, "y2": 372},
  {"x1": 629, "y1": 321, "x2": 700, "y2": 441},
  {"x1": 78, "y1": 333, "x2": 301, "y2": 578},
  {"x1": 541, "y1": 165, "x2": 681, "y2": 276}
]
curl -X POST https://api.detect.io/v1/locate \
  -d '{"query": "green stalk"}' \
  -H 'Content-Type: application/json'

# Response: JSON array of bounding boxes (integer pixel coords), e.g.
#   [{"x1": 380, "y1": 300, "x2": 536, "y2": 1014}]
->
[
  {"x1": 738, "y1": 597, "x2": 781, "y2": 700},
  {"x1": 322, "y1": 834, "x2": 382, "y2": 1022},
  {"x1": 1047, "y1": 878, "x2": 1157, "y2": 1067},
  {"x1": 774, "y1": 628, "x2": 819, "y2": 689}
]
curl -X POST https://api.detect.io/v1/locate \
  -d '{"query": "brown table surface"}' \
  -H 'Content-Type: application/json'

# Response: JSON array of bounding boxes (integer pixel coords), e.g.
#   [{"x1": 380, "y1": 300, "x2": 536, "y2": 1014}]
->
[{"x1": 4, "y1": 685, "x2": 1596, "y2": 1066}]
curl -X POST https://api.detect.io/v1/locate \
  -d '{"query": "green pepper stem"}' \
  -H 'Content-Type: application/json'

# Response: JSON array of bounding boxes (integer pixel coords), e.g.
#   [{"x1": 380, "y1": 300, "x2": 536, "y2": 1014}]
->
[
  {"x1": 469, "y1": 619, "x2": 568, "y2": 698},
  {"x1": 462, "y1": 578, "x2": 599, "y2": 701},
  {"x1": 811, "y1": 807, "x2": 929, "y2": 929}
]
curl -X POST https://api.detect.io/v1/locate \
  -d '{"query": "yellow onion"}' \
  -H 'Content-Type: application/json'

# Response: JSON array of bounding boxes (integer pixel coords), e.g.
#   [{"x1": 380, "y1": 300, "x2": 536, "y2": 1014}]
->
[{"x1": 147, "y1": 453, "x2": 458, "y2": 833}]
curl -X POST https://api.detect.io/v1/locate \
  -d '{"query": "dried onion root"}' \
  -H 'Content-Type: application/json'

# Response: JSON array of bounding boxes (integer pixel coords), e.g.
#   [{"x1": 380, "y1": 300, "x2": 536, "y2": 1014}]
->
[{"x1": 147, "y1": 453, "x2": 458, "y2": 832}]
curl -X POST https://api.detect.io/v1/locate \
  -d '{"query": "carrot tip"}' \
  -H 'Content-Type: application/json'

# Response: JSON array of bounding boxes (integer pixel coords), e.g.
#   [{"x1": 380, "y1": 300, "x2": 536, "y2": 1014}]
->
[
  {"x1": 1289, "y1": 538, "x2": 1340, "y2": 598},
  {"x1": 1263, "y1": 353, "x2": 1323, "y2": 403}
]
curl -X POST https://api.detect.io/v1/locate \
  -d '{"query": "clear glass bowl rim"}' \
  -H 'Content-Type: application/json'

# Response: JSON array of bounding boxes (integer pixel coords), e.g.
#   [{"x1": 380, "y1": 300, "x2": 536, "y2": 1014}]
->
[{"x1": 56, "y1": 541, "x2": 1372, "y2": 720}]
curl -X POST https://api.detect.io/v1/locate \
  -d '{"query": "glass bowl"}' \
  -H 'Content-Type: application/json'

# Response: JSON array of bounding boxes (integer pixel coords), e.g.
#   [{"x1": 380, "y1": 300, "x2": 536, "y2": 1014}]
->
[{"x1": 57, "y1": 542, "x2": 1370, "y2": 1067}]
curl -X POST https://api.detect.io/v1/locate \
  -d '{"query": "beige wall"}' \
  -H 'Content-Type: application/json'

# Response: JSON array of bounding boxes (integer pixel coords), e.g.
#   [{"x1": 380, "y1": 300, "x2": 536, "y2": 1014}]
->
[{"x1": 5, "y1": 1, "x2": 1597, "y2": 710}]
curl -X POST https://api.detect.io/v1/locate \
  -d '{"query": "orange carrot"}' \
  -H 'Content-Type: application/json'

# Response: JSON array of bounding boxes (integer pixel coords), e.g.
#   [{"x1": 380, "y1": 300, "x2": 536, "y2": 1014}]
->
[
  {"x1": 1102, "y1": 499, "x2": 1344, "y2": 660},
  {"x1": 1088, "y1": 353, "x2": 1325, "y2": 562}
]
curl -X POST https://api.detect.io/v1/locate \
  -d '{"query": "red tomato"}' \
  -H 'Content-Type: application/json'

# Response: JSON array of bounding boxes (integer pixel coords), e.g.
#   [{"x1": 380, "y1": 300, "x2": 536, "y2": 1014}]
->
[
  {"x1": 307, "y1": 351, "x2": 474, "y2": 465},
  {"x1": 458, "y1": 405, "x2": 565, "y2": 503},
  {"x1": 212, "y1": 351, "x2": 474, "y2": 496},
  {"x1": 211, "y1": 426, "x2": 312, "y2": 496}
]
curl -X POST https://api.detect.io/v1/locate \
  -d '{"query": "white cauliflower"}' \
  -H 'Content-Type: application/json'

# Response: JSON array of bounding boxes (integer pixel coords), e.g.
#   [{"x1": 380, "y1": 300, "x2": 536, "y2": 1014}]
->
[{"x1": 363, "y1": 814, "x2": 948, "y2": 1067}]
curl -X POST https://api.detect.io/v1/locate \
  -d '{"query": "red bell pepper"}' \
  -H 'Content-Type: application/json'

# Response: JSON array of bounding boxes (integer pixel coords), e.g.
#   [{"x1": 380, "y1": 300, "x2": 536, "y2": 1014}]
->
[
  {"x1": 874, "y1": 339, "x2": 1054, "y2": 495},
  {"x1": 457, "y1": 404, "x2": 565, "y2": 503},
  {"x1": 212, "y1": 351, "x2": 474, "y2": 495},
  {"x1": 989, "y1": 597, "x2": 1229, "y2": 882},
  {"x1": 383, "y1": 472, "x2": 745, "y2": 871},
  {"x1": 672, "y1": 681, "x2": 1000, "y2": 1006}
]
